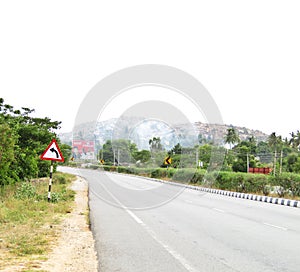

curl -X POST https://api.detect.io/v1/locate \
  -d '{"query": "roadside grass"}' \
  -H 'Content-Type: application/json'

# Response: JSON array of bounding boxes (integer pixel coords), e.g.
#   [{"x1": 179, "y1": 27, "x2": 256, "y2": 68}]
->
[{"x1": 0, "y1": 172, "x2": 76, "y2": 271}]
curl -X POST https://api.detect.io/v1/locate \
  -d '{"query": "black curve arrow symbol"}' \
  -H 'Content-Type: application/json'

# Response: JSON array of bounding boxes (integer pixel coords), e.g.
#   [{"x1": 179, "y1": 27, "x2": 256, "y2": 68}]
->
[
  {"x1": 50, "y1": 147, "x2": 59, "y2": 158},
  {"x1": 165, "y1": 156, "x2": 171, "y2": 164}
]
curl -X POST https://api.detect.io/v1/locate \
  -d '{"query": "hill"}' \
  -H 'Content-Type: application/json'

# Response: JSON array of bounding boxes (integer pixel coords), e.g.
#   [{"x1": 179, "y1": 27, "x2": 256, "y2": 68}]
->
[{"x1": 59, "y1": 117, "x2": 269, "y2": 150}]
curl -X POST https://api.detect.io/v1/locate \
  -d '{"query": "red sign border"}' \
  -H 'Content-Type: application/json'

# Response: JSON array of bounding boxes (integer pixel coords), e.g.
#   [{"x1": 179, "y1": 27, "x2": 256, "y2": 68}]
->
[{"x1": 40, "y1": 139, "x2": 65, "y2": 162}]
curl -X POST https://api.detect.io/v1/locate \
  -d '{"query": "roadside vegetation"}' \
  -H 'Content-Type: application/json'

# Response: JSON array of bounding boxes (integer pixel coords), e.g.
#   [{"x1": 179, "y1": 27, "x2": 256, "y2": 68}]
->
[
  {"x1": 0, "y1": 172, "x2": 76, "y2": 271},
  {"x1": 0, "y1": 98, "x2": 76, "y2": 270},
  {"x1": 71, "y1": 129, "x2": 300, "y2": 200},
  {"x1": 79, "y1": 165, "x2": 300, "y2": 199},
  {"x1": 0, "y1": 98, "x2": 71, "y2": 186}
]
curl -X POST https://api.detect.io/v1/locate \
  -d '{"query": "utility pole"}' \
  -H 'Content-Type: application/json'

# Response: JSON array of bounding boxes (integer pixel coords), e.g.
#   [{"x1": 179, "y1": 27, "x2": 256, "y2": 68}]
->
[
  {"x1": 246, "y1": 153, "x2": 249, "y2": 173},
  {"x1": 113, "y1": 149, "x2": 116, "y2": 166},
  {"x1": 117, "y1": 149, "x2": 120, "y2": 166},
  {"x1": 279, "y1": 150, "x2": 283, "y2": 174},
  {"x1": 273, "y1": 149, "x2": 277, "y2": 176},
  {"x1": 196, "y1": 149, "x2": 199, "y2": 168}
]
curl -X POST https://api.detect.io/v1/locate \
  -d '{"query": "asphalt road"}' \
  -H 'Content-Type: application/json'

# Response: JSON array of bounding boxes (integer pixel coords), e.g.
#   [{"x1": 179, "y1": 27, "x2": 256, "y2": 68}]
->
[{"x1": 59, "y1": 167, "x2": 300, "y2": 272}]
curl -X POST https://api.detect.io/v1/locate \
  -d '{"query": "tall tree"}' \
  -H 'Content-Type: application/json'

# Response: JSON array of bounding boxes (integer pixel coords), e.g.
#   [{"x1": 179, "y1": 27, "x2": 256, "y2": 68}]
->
[
  {"x1": 100, "y1": 139, "x2": 138, "y2": 165},
  {"x1": 132, "y1": 150, "x2": 151, "y2": 164},
  {"x1": 0, "y1": 98, "x2": 62, "y2": 182},
  {"x1": 225, "y1": 128, "x2": 240, "y2": 149},
  {"x1": 149, "y1": 137, "x2": 163, "y2": 152},
  {"x1": 268, "y1": 132, "x2": 283, "y2": 175},
  {"x1": 0, "y1": 123, "x2": 17, "y2": 185},
  {"x1": 289, "y1": 130, "x2": 300, "y2": 150},
  {"x1": 168, "y1": 143, "x2": 182, "y2": 155},
  {"x1": 268, "y1": 132, "x2": 282, "y2": 151}
]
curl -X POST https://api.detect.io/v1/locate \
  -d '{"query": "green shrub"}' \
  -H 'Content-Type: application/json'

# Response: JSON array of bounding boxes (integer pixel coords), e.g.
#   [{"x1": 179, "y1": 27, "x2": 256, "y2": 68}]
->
[
  {"x1": 232, "y1": 172, "x2": 247, "y2": 192},
  {"x1": 272, "y1": 173, "x2": 300, "y2": 197},
  {"x1": 172, "y1": 169, "x2": 196, "y2": 183},
  {"x1": 215, "y1": 171, "x2": 235, "y2": 190},
  {"x1": 110, "y1": 166, "x2": 117, "y2": 172},
  {"x1": 49, "y1": 192, "x2": 60, "y2": 203},
  {"x1": 117, "y1": 166, "x2": 136, "y2": 174},
  {"x1": 103, "y1": 165, "x2": 111, "y2": 171},
  {"x1": 192, "y1": 169, "x2": 206, "y2": 184},
  {"x1": 215, "y1": 171, "x2": 271, "y2": 195},
  {"x1": 53, "y1": 174, "x2": 67, "y2": 184},
  {"x1": 14, "y1": 182, "x2": 36, "y2": 200},
  {"x1": 98, "y1": 164, "x2": 300, "y2": 198},
  {"x1": 167, "y1": 168, "x2": 176, "y2": 179},
  {"x1": 203, "y1": 171, "x2": 219, "y2": 187},
  {"x1": 250, "y1": 174, "x2": 271, "y2": 195},
  {"x1": 88, "y1": 164, "x2": 100, "y2": 170},
  {"x1": 135, "y1": 168, "x2": 152, "y2": 177},
  {"x1": 151, "y1": 169, "x2": 167, "y2": 178},
  {"x1": 68, "y1": 161, "x2": 79, "y2": 167}
]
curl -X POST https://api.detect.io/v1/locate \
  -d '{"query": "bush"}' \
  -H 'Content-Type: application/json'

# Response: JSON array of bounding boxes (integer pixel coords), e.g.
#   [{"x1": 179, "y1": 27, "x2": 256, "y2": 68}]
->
[
  {"x1": 192, "y1": 169, "x2": 207, "y2": 184},
  {"x1": 215, "y1": 171, "x2": 271, "y2": 194},
  {"x1": 233, "y1": 172, "x2": 247, "y2": 192},
  {"x1": 117, "y1": 166, "x2": 136, "y2": 175},
  {"x1": 103, "y1": 165, "x2": 111, "y2": 171},
  {"x1": 272, "y1": 173, "x2": 300, "y2": 197},
  {"x1": 14, "y1": 182, "x2": 36, "y2": 200},
  {"x1": 100, "y1": 164, "x2": 300, "y2": 198},
  {"x1": 151, "y1": 168, "x2": 168, "y2": 179},
  {"x1": 88, "y1": 164, "x2": 100, "y2": 170},
  {"x1": 110, "y1": 166, "x2": 117, "y2": 172},
  {"x1": 215, "y1": 171, "x2": 235, "y2": 190},
  {"x1": 250, "y1": 174, "x2": 271, "y2": 195},
  {"x1": 49, "y1": 192, "x2": 60, "y2": 203},
  {"x1": 203, "y1": 171, "x2": 219, "y2": 187},
  {"x1": 167, "y1": 168, "x2": 176, "y2": 179},
  {"x1": 172, "y1": 169, "x2": 197, "y2": 184},
  {"x1": 134, "y1": 168, "x2": 153, "y2": 177},
  {"x1": 53, "y1": 174, "x2": 67, "y2": 184}
]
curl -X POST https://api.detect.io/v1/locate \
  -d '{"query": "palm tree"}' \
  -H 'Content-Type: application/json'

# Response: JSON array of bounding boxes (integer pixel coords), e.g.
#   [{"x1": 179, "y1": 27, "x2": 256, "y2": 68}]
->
[
  {"x1": 268, "y1": 132, "x2": 282, "y2": 151},
  {"x1": 149, "y1": 137, "x2": 163, "y2": 152},
  {"x1": 268, "y1": 132, "x2": 283, "y2": 175},
  {"x1": 289, "y1": 130, "x2": 300, "y2": 150},
  {"x1": 225, "y1": 128, "x2": 240, "y2": 149},
  {"x1": 295, "y1": 131, "x2": 300, "y2": 150}
]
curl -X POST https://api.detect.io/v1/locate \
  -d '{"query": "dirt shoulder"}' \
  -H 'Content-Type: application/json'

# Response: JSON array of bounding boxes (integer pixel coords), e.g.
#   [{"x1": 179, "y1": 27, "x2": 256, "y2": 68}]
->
[{"x1": 39, "y1": 177, "x2": 98, "y2": 272}]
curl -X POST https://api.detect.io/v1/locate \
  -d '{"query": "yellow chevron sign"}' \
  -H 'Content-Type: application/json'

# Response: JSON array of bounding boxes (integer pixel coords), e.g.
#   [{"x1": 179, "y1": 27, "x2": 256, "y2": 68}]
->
[{"x1": 164, "y1": 156, "x2": 172, "y2": 165}]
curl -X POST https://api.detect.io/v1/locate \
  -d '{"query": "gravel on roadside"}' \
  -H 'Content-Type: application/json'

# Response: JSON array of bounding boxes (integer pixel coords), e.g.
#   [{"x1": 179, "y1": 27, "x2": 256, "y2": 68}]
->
[{"x1": 39, "y1": 177, "x2": 98, "y2": 272}]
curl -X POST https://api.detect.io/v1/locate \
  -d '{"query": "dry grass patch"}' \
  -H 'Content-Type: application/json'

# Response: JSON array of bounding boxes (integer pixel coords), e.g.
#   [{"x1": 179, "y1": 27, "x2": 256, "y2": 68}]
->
[{"x1": 0, "y1": 172, "x2": 76, "y2": 271}]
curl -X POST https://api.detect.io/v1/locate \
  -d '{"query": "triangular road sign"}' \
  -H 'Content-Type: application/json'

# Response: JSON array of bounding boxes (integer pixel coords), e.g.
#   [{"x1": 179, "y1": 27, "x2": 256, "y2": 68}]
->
[{"x1": 40, "y1": 139, "x2": 64, "y2": 162}]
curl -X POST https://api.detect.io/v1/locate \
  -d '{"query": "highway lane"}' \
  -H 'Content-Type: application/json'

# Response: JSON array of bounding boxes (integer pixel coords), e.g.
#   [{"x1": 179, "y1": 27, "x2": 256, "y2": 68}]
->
[{"x1": 59, "y1": 167, "x2": 300, "y2": 272}]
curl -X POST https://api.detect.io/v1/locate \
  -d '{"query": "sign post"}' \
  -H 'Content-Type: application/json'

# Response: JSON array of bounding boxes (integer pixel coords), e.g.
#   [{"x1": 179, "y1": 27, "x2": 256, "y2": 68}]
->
[
  {"x1": 48, "y1": 161, "x2": 54, "y2": 202},
  {"x1": 40, "y1": 139, "x2": 64, "y2": 202}
]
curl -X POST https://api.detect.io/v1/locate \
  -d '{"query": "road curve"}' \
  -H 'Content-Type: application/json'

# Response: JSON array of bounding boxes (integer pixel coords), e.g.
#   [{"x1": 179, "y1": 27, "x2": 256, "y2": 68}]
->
[{"x1": 59, "y1": 167, "x2": 300, "y2": 272}]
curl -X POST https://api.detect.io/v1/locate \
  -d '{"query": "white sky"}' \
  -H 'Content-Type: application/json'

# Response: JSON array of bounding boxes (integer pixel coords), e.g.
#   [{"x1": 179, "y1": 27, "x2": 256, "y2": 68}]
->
[
  {"x1": 98, "y1": 86, "x2": 205, "y2": 124},
  {"x1": 1, "y1": 0, "x2": 299, "y2": 138}
]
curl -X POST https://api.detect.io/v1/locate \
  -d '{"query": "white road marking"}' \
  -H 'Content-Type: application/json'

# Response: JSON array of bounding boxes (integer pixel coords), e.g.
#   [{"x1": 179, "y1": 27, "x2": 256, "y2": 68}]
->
[
  {"x1": 263, "y1": 222, "x2": 288, "y2": 231},
  {"x1": 94, "y1": 181, "x2": 199, "y2": 272},
  {"x1": 213, "y1": 208, "x2": 225, "y2": 213}
]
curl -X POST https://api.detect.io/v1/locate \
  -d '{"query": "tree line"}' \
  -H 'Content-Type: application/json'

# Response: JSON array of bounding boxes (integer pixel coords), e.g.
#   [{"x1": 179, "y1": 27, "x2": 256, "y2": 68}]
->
[
  {"x1": 0, "y1": 98, "x2": 70, "y2": 186},
  {"x1": 2, "y1": 97, "x2": 300, "y2": 187},
  {"x1": 224, "y1": 128, "x2": 300, "y2": 174},
  {"x1": 98, "y1": 129, "x2": 300, "y2": 175}
]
